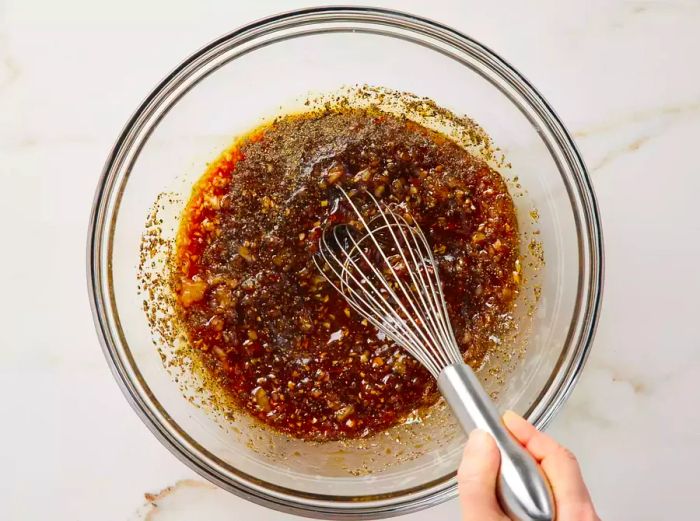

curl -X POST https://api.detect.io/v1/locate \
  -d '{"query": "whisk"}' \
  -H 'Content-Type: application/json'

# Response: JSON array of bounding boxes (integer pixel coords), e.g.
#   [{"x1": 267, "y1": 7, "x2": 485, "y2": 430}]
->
[{"x1": 314, "y1": 188, "x2": 554, "y2": 521}]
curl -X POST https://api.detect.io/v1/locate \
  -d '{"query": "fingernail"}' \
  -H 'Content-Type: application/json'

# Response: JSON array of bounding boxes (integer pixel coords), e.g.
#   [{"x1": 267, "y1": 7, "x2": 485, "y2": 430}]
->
[
  {"x1": 466, "y1": 429, "x2": 491, "y2": 452},
  {"x1": 503, "y1": 410, "x2": 526, "y2": 426}
]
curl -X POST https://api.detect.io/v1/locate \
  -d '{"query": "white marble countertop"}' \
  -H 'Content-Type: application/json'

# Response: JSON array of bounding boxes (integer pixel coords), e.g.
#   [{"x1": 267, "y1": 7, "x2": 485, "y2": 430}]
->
[{"x1": 1, "y1": 0, "x2": 699, "y2": 519}]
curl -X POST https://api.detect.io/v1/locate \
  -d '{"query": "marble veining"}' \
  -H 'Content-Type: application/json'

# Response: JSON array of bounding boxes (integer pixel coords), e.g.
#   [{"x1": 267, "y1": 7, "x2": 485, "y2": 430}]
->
[{"x1": 574, "y1": 101, "x2": 700, "y2": 171}]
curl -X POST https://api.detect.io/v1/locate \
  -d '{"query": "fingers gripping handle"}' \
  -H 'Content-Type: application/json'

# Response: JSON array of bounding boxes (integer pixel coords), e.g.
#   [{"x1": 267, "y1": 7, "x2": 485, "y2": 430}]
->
[{"x1": 438, "y1": 364, "x2": 555, "y2": 521}]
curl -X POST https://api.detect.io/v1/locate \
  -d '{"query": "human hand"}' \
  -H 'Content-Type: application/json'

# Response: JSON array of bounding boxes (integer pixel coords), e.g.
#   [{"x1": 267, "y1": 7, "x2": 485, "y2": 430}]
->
[{"x1": 458, "y1": 411, "x2": 600, "y2": 521}]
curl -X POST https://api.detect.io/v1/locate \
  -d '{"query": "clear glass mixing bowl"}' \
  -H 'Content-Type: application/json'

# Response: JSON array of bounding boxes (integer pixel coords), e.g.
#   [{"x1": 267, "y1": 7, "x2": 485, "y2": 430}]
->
[{"x1": 87, "y1": 7, "x2": 603, "y2": 519}]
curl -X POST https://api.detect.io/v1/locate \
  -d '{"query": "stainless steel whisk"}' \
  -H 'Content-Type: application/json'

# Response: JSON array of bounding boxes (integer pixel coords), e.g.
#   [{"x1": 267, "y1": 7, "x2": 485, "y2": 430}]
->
[{"x1": 314, "y1": 188, "x2": 555, "y2": 521}]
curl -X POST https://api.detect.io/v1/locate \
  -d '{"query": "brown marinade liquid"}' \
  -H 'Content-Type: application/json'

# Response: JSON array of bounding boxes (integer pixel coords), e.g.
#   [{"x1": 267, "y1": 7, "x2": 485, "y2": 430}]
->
[{"x1": 174, "y1": 109, "x2": 520, "y2": 441}]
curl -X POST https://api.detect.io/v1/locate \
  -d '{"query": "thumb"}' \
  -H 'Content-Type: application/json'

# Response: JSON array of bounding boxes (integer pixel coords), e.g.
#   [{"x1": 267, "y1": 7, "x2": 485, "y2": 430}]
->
[{"x1": 458, "y1": 429, "x2": 507, "y2": 521}]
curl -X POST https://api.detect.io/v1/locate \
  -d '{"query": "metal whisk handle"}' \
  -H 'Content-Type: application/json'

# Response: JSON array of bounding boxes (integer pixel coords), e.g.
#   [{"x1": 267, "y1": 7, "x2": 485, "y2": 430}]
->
[{"x1": 438, "y1": 364, "x2": 555, "y2": 521}]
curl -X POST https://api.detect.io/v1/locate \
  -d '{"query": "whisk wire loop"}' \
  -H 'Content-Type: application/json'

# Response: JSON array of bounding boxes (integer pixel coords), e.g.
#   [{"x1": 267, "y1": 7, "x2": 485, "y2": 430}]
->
[
  {"x1": 314, "y1": 187, "x2": 463, "y2": 378},
  {"x1": 317, "y1": 223, "x2": 443, "y2": 377}
]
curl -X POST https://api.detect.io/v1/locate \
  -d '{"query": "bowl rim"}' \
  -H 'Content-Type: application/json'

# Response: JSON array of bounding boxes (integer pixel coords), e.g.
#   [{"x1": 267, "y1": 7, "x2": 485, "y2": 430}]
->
[{"x1": 86, "y1": 6, "x2": 604, "y2": 519}]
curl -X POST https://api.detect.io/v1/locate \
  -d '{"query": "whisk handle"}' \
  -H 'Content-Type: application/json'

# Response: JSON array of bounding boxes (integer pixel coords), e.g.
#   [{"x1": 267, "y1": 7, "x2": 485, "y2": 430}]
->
[{"x1": 438, "y1": 363, "x2": 555, "y2": 521}]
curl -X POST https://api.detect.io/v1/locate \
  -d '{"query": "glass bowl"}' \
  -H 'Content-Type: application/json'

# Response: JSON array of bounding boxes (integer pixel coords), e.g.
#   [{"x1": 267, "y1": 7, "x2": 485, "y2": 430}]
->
[{"x1": 87, "y1": 7, "x2": 603, "y2": 519}]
